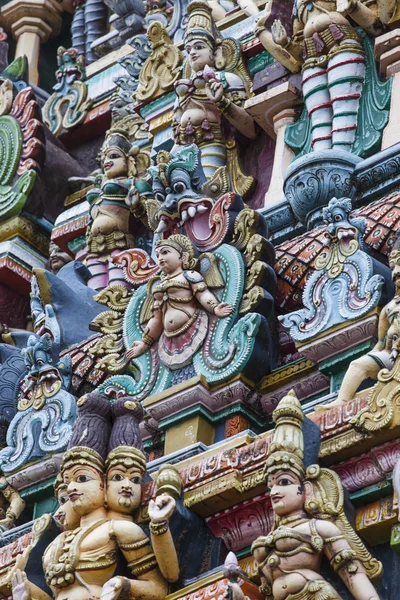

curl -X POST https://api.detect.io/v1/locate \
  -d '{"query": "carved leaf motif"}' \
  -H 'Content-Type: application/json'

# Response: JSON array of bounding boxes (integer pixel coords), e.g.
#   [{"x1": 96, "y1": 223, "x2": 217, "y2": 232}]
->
[{"x1": 351, "y1": 358, "x2": 400, "y2": 432}]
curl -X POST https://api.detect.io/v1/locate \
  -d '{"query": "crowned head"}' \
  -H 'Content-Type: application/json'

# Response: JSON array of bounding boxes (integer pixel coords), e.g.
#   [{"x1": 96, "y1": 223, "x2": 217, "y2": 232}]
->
[{"x1": 156, "y1": 234, "x2": 196, "y2": 273}]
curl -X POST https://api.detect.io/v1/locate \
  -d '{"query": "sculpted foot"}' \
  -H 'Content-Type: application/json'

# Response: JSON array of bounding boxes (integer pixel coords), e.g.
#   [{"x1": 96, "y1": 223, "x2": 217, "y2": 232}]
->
[{"x1": 315, "y1": 398, "x2": 347, "y2": 413}]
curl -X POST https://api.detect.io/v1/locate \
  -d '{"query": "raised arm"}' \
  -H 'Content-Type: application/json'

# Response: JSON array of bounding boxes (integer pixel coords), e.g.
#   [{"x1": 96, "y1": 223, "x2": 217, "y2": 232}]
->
[{"x1": 321, "y1": 521, "x2": 379, "y2": 600}]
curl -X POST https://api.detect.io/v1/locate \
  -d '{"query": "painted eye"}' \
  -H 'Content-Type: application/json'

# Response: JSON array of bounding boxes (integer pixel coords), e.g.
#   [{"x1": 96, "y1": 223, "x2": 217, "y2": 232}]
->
[
  {"x1": 155, "y1": 192, "x2": 165, "y2": 202},
  {"x1": 173, "y1": 182, "x2": 186, "y2": 194},
  {"x1": 279, "y1": 478, "x2": 291, "y2": 486},
  {"x1": 132, "y1": 477, "x2": 140, "y2": 484},
  {"x1": 112, "y1": 474, "x2": 124, "y2": 481},
  {"x1": 334, "y1": 214, "x2": 341, "y2": 221},
  {"x1": 59, "y1": 495, "x2": 68, "y2": 505},
  {"x1": 37, "y1": 359, "x2": 44, "y2": 366},
  {"x1": 77, "y1": 475, "x2": 88, "y2": 483}
]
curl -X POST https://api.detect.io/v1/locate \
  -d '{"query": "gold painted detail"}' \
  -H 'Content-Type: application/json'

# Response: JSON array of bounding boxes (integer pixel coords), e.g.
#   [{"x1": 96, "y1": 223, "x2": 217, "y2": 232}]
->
[
  {"x1": 134, "y1": 22, "x2": 183, "y2": 103},
  {"x1": 90, "y1": 285, "x2": 132, "y2": 374},
  {"x1": 351, "y1": 336, "x2": 400, "y2": 433}
]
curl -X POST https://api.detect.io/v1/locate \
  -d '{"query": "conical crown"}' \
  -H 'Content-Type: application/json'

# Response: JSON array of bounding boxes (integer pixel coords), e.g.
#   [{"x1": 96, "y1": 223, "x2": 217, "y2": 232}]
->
[
  {"x1": 185, "y1": 0, "x2": 217, "y2": 46},
  {"x1": 265, "y1": 389, "x2": 305, "y2": 481}
]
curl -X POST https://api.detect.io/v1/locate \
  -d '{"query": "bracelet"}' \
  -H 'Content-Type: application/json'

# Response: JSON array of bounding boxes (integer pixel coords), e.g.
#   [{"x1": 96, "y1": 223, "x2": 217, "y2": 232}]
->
[
  {"x1": 142, "y1": 333, "x2": 155, "y2": 346},
  {"x1": 5, "y1": 509, "x2": 16, "y2": 520},
  {"x1": 149, "y1": 520, "x2": 169, "y2": 536},
  {"x1": 215, "y1": 96, "x2": 231, "y2": 115}
]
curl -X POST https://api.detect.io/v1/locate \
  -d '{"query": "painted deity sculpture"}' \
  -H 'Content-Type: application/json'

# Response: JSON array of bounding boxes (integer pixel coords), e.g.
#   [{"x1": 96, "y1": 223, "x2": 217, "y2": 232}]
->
[
  {"x1": 0, "y1": 333, "x2": 76, "y2": 474},
  {"x1": 174, "y1": 0, "x2": 256, "y2": 196},
  {"x1": 227, "y1": 390, "x2": 382, "y2": 600},
  {"x1": 323, "y1": 243, "x2": 400, "y2": 409},
  {"x1": 47, "y1": 242, "x2": 73, "y2": 275},
  {"x1": 255, "y1": 0, "x2": 382, "y2": 152},
  {"x1": 279, "y1": 197, "x2": 389, "y2": 342},
  {"x1": 149, "y1": 144, "x2": 262, "y2": 248},
  {"x1": 126, "y1": 234, "x2": 233, "y2": 368},
  {"x1": 0, "y1": 476, "x2": 25, "y2": 533},
  {"x1": 85, "y1": 129, "x2": 151, "y2": 290},
  {"x1": 18, "y1": 392, "x2": 180, "y2": 600}
]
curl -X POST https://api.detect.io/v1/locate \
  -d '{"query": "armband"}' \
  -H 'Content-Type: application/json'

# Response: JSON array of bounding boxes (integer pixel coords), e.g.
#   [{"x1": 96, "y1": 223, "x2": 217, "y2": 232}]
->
[
  {"x1": 128, "y1": 553, "x2": 157, "y2": 576},
  {"x1": 142, "y1": 333, "x2": 155, "y2": 346},
  {"x1": 149, "y1": 520, "x2": 169, "y2": 536},
  {"x1": 119, "y1": 537, "x2": 150, "y2": 551},
  {"x1": 330, "y1": 548, "x2": 358, "y2": 573},
  {"x1": 215, "y1": 96, "x2": 232, "y2": 115}
]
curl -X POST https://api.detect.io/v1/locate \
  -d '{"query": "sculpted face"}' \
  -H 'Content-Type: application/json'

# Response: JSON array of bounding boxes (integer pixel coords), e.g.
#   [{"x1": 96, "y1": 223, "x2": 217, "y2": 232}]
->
[
  {"x1": 64, "y1": 465, "x2": 105, "y2": 516},
  {"x1": 103, "y1": 147, "x2": 128, "y2": 179},
  {"x1": 106, "y1": 464, "x2": 142, "y2": 515},
  {"x1": 185, "y1": 39, "x2": 214, "y2": 72},
  {"x1": 389, "y1": 251, "x2": 400, "y2": 289},
  {"x1": 267, "y1": 470, "x2": 305, "y2": 517},
  {"x1": 54, "y1": 485, "x2": 80, "y2": 531},
  {"x1": 156, "y1": 245, "x2": 183, "y2": 274}
]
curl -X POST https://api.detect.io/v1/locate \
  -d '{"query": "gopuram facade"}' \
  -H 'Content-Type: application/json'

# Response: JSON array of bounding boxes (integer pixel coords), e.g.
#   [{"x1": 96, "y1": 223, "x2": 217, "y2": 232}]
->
[{"x1": 0, "y1": 0, "x2": 399, "y2": 598}]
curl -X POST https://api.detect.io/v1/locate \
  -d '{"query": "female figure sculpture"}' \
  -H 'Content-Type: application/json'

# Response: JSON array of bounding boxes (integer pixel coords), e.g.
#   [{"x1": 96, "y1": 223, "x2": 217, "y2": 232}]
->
[
  {"x1": 85, "y1": 129, "x2": 151, "y2": 290},
  {"x1": 174, "y1": 0, "x2": 255, "y2": 195},
  {"x1": 126, "y1": 234, "x2": 233, "y2": 369},
  {"x1": 227, "y1": 390, "x2": 382, "y2": 600},
  {"x1": 255, "y1": 0, "x2": 382, "y2": 152}
]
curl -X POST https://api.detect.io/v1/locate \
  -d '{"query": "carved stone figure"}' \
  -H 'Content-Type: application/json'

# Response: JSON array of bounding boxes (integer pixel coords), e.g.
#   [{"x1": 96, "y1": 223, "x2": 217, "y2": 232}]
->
[
  {"x1": 54, "y1": 474, "x2": 80, "y2": 532},
  {"x1": 35, "y1": 391, "x2": 179, "y2": 600},
  {"x1": 323, "y1": 242, "x2": 400, "y2": 409},
  {"x1": 46, "y1": 242, "x2": 73, "y2": 275},
  {"x1": 255, "y1": 0, "x2": 382, "y2": 152},
  {"x1": 149, "y1": 144, "x2": 244, "y2": 242},
  {"x1": 43, "y1": 48, "x2": 93, "y2": 137},
  {"x1": 174, "y1": 0, "x2": 256, "y2": 195},
  {"x1": 126, "y1": 234, "x2": 233, "y2": 367},
  {"x1": 279, "y1": 197, "x2": 390, "y2": 342},
  {"x1": 0, "y1": 333, "x2": 76, "y2": 474},
  {"x1": 0, "y1": 475, "x2": 26, "y2": 533},
  {"x1": 85, "y1": 129, "x2": 152, "y2": 290},
  {"x1": 226, "y1": 390, "x2": 382, "y2": 600}
]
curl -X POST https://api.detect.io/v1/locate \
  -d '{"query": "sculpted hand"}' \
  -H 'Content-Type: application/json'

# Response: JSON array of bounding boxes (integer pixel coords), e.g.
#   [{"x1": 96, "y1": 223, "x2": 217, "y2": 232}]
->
[
  {"x1": 126, "y1": 340, "x2": 149, "y2": 359},
  {"x1": 12, "y1": 569, "x2": 31, "y2": 600},
  {"x1": 271, "y1": 19, "x2": 288, "y2": 46},
  {"x1": 214, "y1": 302, "x2": 234, "y2": 318},
  {"x1": 0, "y1": 516, "x2": 15, "y2": 532},
  {"x1": 336, "y1": 0, "x2": 355, "y2": 12},
  {"x1": 205, "y1": 80, "x2": 225, "y2": 103},
  {"x1": 126, "y1": 186, "x2": 140, "y2": 209},
  {"x1": 255, "y1": 0, "x2": 272, "y2": 27},
  {"x1": 225, "y1": 583, "x2": 247, "y2": 600},
  {"x1": 101, "y1": 577, "x2": 127, "y2": 600},
  {"x1": 149, "y1": 493, "x2": 176, "y2": 522}
]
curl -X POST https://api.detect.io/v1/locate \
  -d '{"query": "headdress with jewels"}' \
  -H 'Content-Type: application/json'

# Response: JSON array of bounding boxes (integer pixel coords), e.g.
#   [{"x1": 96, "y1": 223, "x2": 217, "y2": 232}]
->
[
  {"x1": 264, "y1": 389, "x2": 306, "y2": 481},
  {"x1": 156, "y1": 234, "x2": 197, "y2": 270},
  {"x1": 184, "y1": 0, "x2": 220, "y2": 47}
]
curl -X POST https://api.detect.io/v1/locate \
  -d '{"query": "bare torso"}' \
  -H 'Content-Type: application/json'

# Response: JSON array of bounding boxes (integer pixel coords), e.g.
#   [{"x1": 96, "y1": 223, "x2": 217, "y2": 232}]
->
[
  {"x1": 256, "y1": 521, "x2": 326, "y2": 600},
  {"x1": 153, "y1": 274, "x2": 197, "y2": 333},
  {"x1": 297, "y1": 0, "x2": 350, "y2": 37}
]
